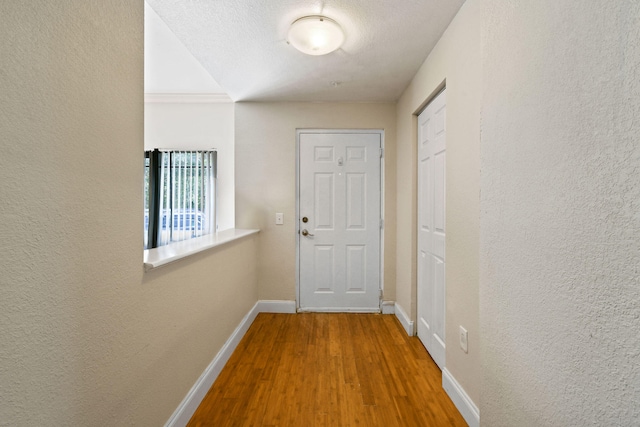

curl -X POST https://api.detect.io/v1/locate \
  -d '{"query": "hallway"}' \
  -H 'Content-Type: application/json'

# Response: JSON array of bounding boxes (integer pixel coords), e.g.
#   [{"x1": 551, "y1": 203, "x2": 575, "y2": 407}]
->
[{"x1": 188, "y1": 313, "x2": 466, "y2": 426}]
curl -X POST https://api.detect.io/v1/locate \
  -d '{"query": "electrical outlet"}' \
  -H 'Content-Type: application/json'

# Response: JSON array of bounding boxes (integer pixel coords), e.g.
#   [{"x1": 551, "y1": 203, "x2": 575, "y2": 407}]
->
[
  {"x1": 275, "y1": 212, "x2": 284, "y2": 225},
  {"x1": 459, "y1": 326, "x2": 468, "y2": 353}
]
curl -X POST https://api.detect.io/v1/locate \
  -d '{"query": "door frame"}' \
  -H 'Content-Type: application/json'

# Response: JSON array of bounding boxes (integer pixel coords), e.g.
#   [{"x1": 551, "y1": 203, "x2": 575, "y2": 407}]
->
[{"x1": 295, "y1": 129, "x2": 385, "y2": 312}]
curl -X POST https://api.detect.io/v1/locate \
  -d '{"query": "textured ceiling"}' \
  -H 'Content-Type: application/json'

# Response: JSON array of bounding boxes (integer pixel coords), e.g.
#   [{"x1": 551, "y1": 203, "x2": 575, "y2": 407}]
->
[{"x1": 145, "y1": 0, "x2": 466, "y2": 102}]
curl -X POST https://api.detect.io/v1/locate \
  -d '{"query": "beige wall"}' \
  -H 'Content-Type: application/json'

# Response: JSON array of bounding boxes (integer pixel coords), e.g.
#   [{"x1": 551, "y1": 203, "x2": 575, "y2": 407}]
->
[
  {"x1": 480, "y1": 0, "x2": 640, "y2": 424},
  {"x1": 0, "y1": 3, "x2": 258, "y2": 425},
  {"x1": 235, "y1": 102, "x2": 397, "y2": 302},
  {"x1": 395, "y1": 0, "x2": 481, "y2": 405}
]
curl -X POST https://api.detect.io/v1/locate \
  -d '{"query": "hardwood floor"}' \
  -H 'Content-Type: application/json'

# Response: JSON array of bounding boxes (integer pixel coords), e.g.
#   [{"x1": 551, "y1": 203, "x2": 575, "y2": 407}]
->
[{"x1": 188, "y1": 313, "x2": 467, "y2": 426}]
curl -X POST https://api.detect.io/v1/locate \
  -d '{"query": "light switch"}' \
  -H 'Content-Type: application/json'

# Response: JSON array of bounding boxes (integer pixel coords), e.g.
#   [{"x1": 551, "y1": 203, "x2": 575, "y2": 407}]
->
[
  {"x1": 275, "y1": 212, "x2": 284, "y2": 225},
  {"x1": 459, "y1": 326, "x2": 468, "y2": 353}
]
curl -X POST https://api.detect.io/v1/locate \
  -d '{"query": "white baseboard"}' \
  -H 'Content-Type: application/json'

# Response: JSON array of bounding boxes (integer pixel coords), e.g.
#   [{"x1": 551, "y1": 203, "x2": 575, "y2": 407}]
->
[
  {"x1": 381, "y1": 300, "x2": 395, "y2": 314},
  {"x1": 395, "y1": 302, "x2": 414, "y2": 336},
  {"x1": 297, "y1": 307, "x2": 380, "y2": 313},
  {"x1": 442, "y1": 368, "x2": 480, "y2": 427},
  {"x1": 165, "y1": 300, "x2": 296, "y2": 427},
  {"x1": 256, "y1": 300, "x2": 297, "y2": 313}
]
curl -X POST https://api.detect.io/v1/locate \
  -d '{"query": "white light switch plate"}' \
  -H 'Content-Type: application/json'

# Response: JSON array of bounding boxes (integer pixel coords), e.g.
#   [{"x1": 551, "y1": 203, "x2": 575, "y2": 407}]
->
[
  {"x1": 275, "y1": 212, "x2": 284, "y2": 225},
  {"x1": 459, "y1": 326, "x2": 468, "y2": 353}
]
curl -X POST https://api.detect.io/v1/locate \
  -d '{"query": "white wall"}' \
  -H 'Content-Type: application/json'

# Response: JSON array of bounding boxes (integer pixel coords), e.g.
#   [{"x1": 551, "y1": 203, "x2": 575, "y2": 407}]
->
[
  {"x1": 145, "y1": 99, "x2": 235, "y2": 230},
  {"x1": 396, "y1": 0, "x2": 481, "y2": 406},
  {"x1": 235, "y1": 102, "x2": 397, "y2": 302},
  {"x1": 480, "y1": 0, "x2": 640, "y2": 424},
  {"x1": 0, "y1": 2, "x2": 258, "y2": 425}
]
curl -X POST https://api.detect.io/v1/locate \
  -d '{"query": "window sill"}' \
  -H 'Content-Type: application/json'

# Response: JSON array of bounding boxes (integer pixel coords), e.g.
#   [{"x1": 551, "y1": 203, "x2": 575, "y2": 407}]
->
[{"x1": 143, "y1": 228, "x2": 260, "y2": 272}]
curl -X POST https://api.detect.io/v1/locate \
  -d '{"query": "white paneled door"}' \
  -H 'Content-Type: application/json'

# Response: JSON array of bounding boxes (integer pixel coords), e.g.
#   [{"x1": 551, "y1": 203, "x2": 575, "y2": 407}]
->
[
  {"x1": 417, "y1": 89, "x2": 446, "y2": 369},
  {"x1": 298, "y1": 131, "x2": 382, "y2": 312}
]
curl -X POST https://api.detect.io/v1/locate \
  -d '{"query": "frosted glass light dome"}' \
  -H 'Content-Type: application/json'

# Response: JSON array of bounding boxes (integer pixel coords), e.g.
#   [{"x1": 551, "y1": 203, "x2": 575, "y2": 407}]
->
[{"x1": 287, "y1": 16, "x2": 345, "y2": 56}]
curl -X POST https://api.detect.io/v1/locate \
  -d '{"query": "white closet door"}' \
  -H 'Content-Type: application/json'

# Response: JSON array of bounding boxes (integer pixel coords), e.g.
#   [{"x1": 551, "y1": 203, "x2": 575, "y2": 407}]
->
[{"x1": 417, "y1": 89, "x2": 446, "y2": 369}]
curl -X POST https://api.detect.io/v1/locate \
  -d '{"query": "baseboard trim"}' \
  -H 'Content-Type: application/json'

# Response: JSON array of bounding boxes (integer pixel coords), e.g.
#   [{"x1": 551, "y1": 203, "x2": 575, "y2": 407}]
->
[
  {"x1": 256, "y1": 300, "x2": 297, "y2": 313},
  {"x1": 395, "y1": 302, "x2": 414, "y2": 336},
  {"x1": 165, "y1": 300, "x2": 297, "y2": 427},
  {"x1": 442, "y1": 368, "x2": 480, "y2": 427},
  {"x1": 381, "y1": 300, "x2": 395, "y2": 314},
  {"x1": 297, "y1": 307, "x2": 380, "y2": 313}
]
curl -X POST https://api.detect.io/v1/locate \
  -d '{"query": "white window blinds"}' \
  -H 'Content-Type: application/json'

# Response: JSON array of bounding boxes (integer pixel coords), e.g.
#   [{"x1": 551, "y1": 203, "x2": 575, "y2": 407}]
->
[{"x1": 145, "y1": 150, "x2": 217, "y2": 249}]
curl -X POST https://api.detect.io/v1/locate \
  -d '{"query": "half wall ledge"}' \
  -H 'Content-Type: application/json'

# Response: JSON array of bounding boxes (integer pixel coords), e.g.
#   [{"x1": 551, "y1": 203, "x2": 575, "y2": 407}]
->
[{"x1": 143, "y1": 228, "x2": 259, "y2": 271}]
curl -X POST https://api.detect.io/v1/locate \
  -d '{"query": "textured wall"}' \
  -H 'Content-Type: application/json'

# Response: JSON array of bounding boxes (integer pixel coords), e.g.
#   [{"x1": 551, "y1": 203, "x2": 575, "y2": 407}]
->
[
  {"x1": 235, "y1": 102, "x2": 397, "y2": 302},
  {"x1": 395, "y1": 0, "x2": 482, "y2": 406},
  {"x1": 481, "y1": 0, "x2": 640, "y2": 425},
  {"x1": 0, "y1": 2, "x2": 258, "y2": 425}
]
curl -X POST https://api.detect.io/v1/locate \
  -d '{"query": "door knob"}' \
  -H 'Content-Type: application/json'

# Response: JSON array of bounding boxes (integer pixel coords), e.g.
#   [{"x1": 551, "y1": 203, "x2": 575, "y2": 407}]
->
[{"x1": 301, "y1": 229, "x2": 314, "y2": 237}]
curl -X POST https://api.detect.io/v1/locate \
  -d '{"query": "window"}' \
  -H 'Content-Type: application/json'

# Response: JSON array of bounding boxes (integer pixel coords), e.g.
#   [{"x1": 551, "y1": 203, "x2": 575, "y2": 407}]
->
[{"x1": 144, "y1": 150, "x2": 217, "y2": 249}]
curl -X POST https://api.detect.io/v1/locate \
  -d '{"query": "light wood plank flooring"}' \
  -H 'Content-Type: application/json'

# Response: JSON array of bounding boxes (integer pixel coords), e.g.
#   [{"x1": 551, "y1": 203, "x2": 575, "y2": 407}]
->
[{"x1": 188, "y1": 313, "x2": 467, "y2": 426}]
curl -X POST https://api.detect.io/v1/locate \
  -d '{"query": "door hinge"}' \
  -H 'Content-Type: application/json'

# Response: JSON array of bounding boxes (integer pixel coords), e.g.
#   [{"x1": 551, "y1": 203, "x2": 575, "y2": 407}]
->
[
  {"x1": 379, "y1": 289, "x2": 383, "y2": 299},
  {"x1": 379, "y1": 148, "x2": 384, "y2": 158},
  {"x1": 380, "y1": 218, "x2": 384, "y2": 229}
]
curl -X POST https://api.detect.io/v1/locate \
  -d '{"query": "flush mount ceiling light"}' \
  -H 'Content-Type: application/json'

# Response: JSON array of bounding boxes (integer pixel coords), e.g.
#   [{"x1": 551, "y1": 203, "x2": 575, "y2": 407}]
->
[{"x1": 287, "y1": 15, "x2": 345, "y2": 56}]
